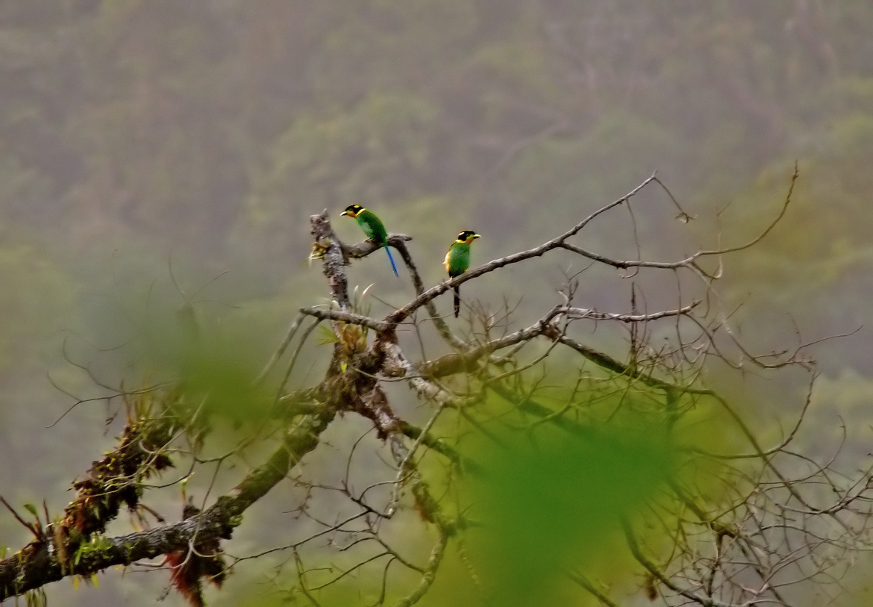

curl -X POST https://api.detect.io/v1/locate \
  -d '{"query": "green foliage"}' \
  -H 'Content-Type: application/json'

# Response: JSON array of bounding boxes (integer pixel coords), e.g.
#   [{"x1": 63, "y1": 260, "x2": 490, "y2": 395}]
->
[
  {"x1": 23, "y1": 587, "x2": 46, "y2": 607},
  {"x1": 72, "y1": 534, "x2": 112, "y2": 567},
  {"x1": 140, "y1": 305, "x2": 276, "y2": 427},
  {"x1": 466, "y1": 425, "x2": 675, "y2": 605},
  {"x1": 400, "y1": 379, "x2": 734, "y2": 606}
]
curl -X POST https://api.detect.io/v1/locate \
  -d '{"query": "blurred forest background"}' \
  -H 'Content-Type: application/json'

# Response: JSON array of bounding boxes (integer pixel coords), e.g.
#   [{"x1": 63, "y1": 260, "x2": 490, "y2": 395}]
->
[{"x1": 1, "y1": 1, "x2": 873, "y2": 605}]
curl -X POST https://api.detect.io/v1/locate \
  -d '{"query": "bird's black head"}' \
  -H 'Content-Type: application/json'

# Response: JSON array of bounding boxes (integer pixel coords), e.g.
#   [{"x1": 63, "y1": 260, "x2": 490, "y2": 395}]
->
[
  {"x1": 341, "y1": 204, "x2": 364, "y2": 218},
  {"x1": 455, "y1": 230, "x2": 481, "y2": 244}
]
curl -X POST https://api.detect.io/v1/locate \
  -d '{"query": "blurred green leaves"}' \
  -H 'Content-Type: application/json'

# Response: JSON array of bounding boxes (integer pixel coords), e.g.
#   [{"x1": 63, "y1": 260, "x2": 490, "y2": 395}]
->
[
  {"x1": 140, "y1": 302, "x2": 276, "y2": 429},
  {"x1": 465, "y1": 424, "x2": 676, "y2": 605}
]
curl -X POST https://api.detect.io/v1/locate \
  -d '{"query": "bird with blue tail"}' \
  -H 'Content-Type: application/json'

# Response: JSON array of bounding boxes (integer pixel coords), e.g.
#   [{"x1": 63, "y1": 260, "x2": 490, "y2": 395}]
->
[
  {"x1": 444, "y1": 230, "x2": 481, "y2": 318},
  {"x1": 340, "y1": 204, "x2": 399, "y2": 277}
]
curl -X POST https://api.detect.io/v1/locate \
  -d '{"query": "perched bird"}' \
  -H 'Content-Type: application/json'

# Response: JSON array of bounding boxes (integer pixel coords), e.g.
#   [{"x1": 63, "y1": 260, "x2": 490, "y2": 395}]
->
[
  {"x1": 444, "y1": 230, "x2": 481, "y2": 318},
  {"x1": 340, "y1": 204, "x2": 399, "y2": 276}
]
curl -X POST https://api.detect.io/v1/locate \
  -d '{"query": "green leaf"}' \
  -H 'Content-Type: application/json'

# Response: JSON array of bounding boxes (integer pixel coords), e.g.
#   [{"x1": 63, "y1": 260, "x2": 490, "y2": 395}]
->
[{"x1": 467, "y1": 424, "x2": 676, "y2": 606}]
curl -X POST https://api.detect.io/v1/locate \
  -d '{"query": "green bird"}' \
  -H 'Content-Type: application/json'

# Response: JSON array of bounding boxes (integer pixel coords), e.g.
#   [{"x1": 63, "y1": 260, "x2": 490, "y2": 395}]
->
[
  {"x1": 340, "y1": 204, "x2": 399, "y2": 276},
  {"x1": 444, "y1": 230, "x2": 481, "y2": 318}
]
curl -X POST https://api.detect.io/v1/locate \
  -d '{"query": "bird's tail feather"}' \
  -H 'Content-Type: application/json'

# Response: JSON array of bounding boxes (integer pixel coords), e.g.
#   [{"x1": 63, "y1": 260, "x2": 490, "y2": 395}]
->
[
  {"x1": 386, "y1": 246, "x2": 399, "y2": 277},
  {"x1": 453, "y1": 285, "x2": 460, "y2": 318}
]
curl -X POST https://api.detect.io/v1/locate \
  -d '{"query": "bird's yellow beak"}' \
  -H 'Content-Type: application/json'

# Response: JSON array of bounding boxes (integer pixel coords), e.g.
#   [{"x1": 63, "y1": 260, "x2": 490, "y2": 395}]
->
[{"x1": 341, "y1": 210, "x2": 351, "y2": 217}]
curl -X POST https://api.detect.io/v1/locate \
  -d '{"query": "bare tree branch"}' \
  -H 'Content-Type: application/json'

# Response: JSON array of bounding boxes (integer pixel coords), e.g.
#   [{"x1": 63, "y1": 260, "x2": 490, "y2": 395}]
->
[{"x1": 0, "y1": 409, "x2": 334, "y2": 600}]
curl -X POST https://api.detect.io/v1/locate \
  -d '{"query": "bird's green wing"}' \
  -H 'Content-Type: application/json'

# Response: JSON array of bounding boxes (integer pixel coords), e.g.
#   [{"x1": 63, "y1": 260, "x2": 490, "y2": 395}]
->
[
  {"x1": 445, "y1": 242, "x2": 471, "y2": 277},
  {"x1": 356, "y1": 209, "x2": 388, "y2": 244},
  {"x1": 355, "y1": 209, "x2": 398, "y2": 276}
]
